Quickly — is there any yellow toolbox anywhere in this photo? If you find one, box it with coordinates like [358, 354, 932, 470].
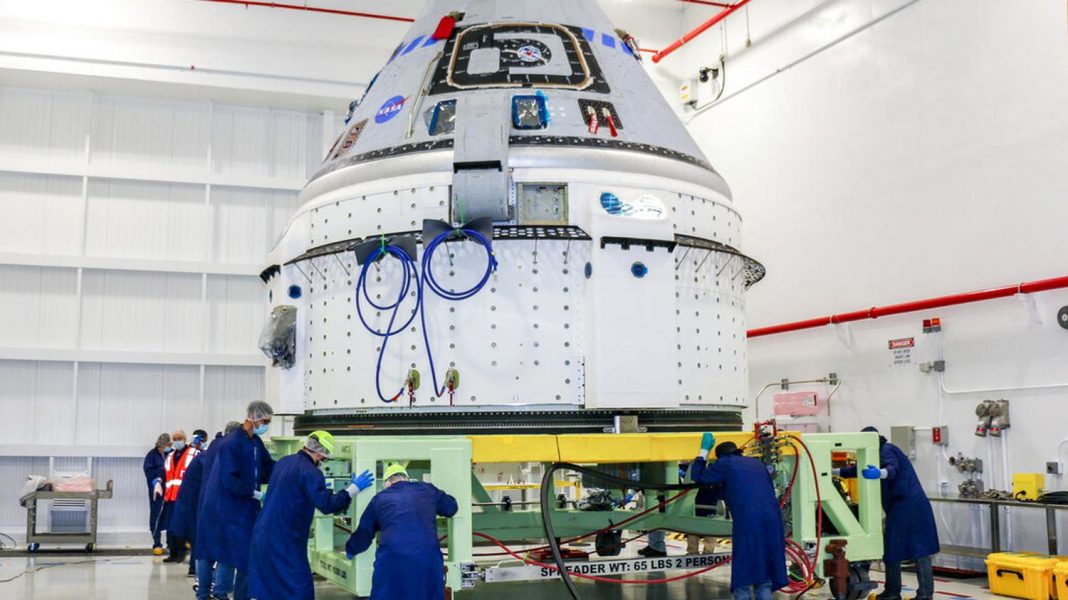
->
[1012, 473, 1046, 501]
[986, 552, 1061, 600]
[1055, 560, 1068, 600]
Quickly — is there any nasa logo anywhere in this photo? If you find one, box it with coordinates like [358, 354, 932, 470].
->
[375, 95, 407, 124]
[517, 45, 543, 63]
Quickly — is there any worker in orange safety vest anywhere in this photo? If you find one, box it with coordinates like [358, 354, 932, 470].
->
[162, 429, 199, 565]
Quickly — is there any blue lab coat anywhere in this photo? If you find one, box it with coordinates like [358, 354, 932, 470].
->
[196, 428, 275, 572]
[842, 440, 940, 563]
[691, 454, 788, 592]
[143, 447, 166, 538]
[169, 440, 222, 543]
[345, 481, 459, 600]
[247, 451, 353, 600]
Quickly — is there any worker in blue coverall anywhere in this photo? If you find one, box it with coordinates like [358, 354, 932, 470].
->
[171, 421, 241, 597]
[143, 432, 171, 555]
[197, 402, 276, 600]
[345, 463, 459, 600]
[690, 434, 788, 600]
[836, 426, 940, 600]
[681, 461, 724, 555]
[247, 432, 374, 600]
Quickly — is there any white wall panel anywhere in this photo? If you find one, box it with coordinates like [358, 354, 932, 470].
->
[681, 0, 1068, 566]
[204, 366, 264, 431]
[84, 179, 209, 262]
[78, 363, 200, 445]
[0, 172, 84, 255]
[90, 95, 210, 173]
[0, 360, 75, 444]
[76, 363, 211, 448]
[211, 105, 310, 180]
[0, 82, 324, 545]
[91, 457, 148, 532]
[0, 87, 89, 166]
[212, 186, 299, 264]
[207, 275, 264, 354]
[79, 270, 204, 352]
[0, 265, 79, 348]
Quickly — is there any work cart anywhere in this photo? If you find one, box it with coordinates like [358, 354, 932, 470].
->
[24, 479, 113, 552]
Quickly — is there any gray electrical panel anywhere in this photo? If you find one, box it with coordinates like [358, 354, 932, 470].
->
[890, 426, 916, 459]
[517, 183, 568, 225]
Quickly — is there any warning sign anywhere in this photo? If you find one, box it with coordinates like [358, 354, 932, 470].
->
[484, 552, 731, 583]
[889, 337, 914, 367]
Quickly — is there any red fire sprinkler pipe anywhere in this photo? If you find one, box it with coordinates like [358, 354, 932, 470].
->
[747, 275, 1068, 338]
[652, 0, 751, 63]
[197, 0, 415, 23]
[678, 0, 734, 8]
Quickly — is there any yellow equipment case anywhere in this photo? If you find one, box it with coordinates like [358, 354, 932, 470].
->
[1054, 559, 1068, 600]
[986, 552, 1063, 600]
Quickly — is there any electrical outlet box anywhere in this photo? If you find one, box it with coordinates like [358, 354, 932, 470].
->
[891, 426, 916, 459]
[1048, 462, 1063, 475]
[932, 426, 949, 446]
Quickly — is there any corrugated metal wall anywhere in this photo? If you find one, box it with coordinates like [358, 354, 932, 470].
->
[0, 85, 324, 545]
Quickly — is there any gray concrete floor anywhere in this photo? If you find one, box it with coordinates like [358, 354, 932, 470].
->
[0, 551, 996, 600]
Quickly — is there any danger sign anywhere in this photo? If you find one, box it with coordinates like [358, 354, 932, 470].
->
[889, 337, 914, 367]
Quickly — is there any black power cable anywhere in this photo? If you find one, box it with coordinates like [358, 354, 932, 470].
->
[539, 461, 707, 599]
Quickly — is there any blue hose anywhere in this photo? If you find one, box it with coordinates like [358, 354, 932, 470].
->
[354, 244, 421, 402]
[419, 229, 498, 396]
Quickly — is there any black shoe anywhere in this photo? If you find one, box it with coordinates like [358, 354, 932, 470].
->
[638, 546, 667, 558]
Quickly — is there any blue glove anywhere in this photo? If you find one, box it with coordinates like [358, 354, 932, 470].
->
[346, 551, 355, 560]
[352, 470, 374, 492]
[701, 432, 715, 452]
[861, 465, 882, 480]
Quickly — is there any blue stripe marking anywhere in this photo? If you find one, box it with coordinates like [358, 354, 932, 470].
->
[581, 28, 594, 42]
[422, 35, 441, 47]
[601, 33, 616, 48]
[403, 35, 426, 55]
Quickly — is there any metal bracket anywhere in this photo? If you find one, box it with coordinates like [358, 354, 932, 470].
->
[1019, 293, 1043, 326]
[833, 322, 855, 349]
[600, 236, 677, 252]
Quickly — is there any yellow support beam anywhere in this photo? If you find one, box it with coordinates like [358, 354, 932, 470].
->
[468, 431, 787, 464]
[468, 434, 559, 463]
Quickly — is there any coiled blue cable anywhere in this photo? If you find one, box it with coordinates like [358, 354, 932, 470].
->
[419, 228, 498, 396]
[354, 244, 422, 403]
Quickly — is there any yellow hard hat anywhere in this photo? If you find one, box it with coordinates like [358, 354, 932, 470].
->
[383, 462, 408, 480]
[306, 431, 335, 458]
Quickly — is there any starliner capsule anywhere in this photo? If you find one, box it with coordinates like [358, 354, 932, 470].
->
[259, 0, 764, 435]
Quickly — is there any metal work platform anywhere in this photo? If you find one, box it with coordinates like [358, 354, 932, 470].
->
[266, 430, 883, 599]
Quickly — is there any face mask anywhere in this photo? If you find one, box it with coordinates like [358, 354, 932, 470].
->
[253, 423, 269, 436]
[164, 446, 174, 453]
[173, 441, 186, 451]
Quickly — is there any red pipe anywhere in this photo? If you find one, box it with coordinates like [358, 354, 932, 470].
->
[652, 0, 750, 63]
[678, 0, 734, 7]
[747, 275, 1068, 338]
[197, 0, 415, 23]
